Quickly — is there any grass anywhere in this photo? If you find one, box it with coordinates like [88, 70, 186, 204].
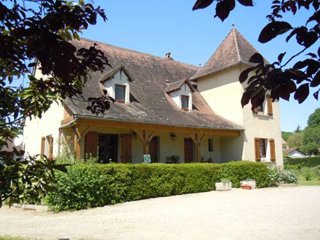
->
[0, 236, 27, 240]
[297, 177, 320, 186]
[284, 157, 320, 186]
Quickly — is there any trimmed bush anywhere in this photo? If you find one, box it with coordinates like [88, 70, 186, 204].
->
[47, 161, 271, 211]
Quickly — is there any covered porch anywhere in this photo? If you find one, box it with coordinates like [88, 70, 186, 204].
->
[61, 117, 242, 163]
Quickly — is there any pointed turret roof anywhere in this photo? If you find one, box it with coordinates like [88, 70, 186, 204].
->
[192, 28, 260, 79]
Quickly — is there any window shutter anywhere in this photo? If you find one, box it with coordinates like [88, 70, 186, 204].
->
[85, 132, 98, 157]
[41, 137, 45, 155]
[269, 139, 276, 161]
[267, 97, 273, 116]
[254, 138, 261, 161]
[48, 136, 54, 160]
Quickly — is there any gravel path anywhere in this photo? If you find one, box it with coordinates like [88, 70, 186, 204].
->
[1, 186, 320, 240]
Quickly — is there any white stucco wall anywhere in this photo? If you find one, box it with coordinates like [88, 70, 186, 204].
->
[23, 102, 64, 158]
[169, 83, 192, 111]
[197, 65, 283, 166]
[103, 70, 130, 103]
[198, 66, 244, 125]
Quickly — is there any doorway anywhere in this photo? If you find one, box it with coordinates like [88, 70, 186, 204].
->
[184, 138, 194, 163]
[98, 134, 118, 163]
[149, 136, 160, 163]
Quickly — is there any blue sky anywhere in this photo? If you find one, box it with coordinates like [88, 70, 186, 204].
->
[82, 0, 319, 132]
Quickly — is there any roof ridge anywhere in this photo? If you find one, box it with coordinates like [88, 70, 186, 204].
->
[232, 28, 241, 63]
[79, 37, 198, 70]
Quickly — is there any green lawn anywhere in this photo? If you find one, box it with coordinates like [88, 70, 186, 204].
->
[0, 236, 27, 240]
[285, 157, 320, 186]
[297, 176, 320, 186]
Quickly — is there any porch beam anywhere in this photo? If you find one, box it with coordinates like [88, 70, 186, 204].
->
[77, 118, 241, 137]
[133, 129, 156, 154]
[81, 126, 91, 139]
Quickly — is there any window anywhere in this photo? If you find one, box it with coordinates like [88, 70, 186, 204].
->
[115, 84, 126, 103]
[254, 138, 276, 162]
[40, 135, 53, 160]
[259, 139, 267, 158]
[208, 138, 213, 152]
[253, 98, 273, 116]
[254, 103, 264, 113]
[181, 95, 189, 110]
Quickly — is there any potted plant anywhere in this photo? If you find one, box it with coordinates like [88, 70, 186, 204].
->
[215, 178, 232, 191]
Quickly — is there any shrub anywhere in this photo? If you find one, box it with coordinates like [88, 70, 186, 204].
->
[47, 161, 271, 211]
[267, 166, 280, 186]
[47, 164, 131, 211]
[279, 170, 298, 184]
[301, 167, 313, 181]
[267, 166, 298, 185]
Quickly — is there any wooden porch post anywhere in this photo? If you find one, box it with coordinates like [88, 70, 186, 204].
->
[134, 129, 155, 155]
[73, 126, 82, 160]
[189, 133, 206, 162]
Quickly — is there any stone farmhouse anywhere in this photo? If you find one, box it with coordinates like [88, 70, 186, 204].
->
[23, 28, 283, 166]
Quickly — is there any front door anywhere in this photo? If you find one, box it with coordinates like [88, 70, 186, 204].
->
[184, 138, 194, 163]
[98, 134, 118, 163]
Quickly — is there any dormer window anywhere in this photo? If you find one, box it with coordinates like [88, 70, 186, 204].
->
[100, 66, 133, 104]
[166, 79, 194, 112]
[115, 84, 126, 103]
[181, 95, 189, 111]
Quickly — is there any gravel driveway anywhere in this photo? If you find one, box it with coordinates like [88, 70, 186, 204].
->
[1, 186, 320, 240]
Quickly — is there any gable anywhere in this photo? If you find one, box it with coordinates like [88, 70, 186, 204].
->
[102, 67, 131, 103]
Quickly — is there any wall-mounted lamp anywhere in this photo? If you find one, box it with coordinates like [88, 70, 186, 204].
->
[170, 132, 177, 141]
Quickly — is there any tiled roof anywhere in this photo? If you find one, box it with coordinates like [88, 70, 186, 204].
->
[192, 28, 260, 79]
[64, 38, 242, 131]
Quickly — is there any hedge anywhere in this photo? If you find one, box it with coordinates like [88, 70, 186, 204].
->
[47, 161, 271, 211]
[284, 157, 320, 169]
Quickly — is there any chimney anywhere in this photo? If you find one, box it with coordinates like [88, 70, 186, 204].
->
[165, 52, 173, 60]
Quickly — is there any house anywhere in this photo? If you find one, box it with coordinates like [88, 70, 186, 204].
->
[284, 148, 307, 158]
[22, 28, 283, 166]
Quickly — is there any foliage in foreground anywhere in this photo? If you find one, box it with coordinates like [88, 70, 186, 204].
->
[47, 161, 271, 211]
[0, 153, 66, 207]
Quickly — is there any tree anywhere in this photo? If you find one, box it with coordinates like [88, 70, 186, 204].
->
[307, 108, 320, 127]
[287, 132, 303, 149]
[0, 0, 111, 206]
[282, 131, 292, 142]
[192, 0, 320, 110]
[302, 108, 320, 154]
[302, 126, 320, 154]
